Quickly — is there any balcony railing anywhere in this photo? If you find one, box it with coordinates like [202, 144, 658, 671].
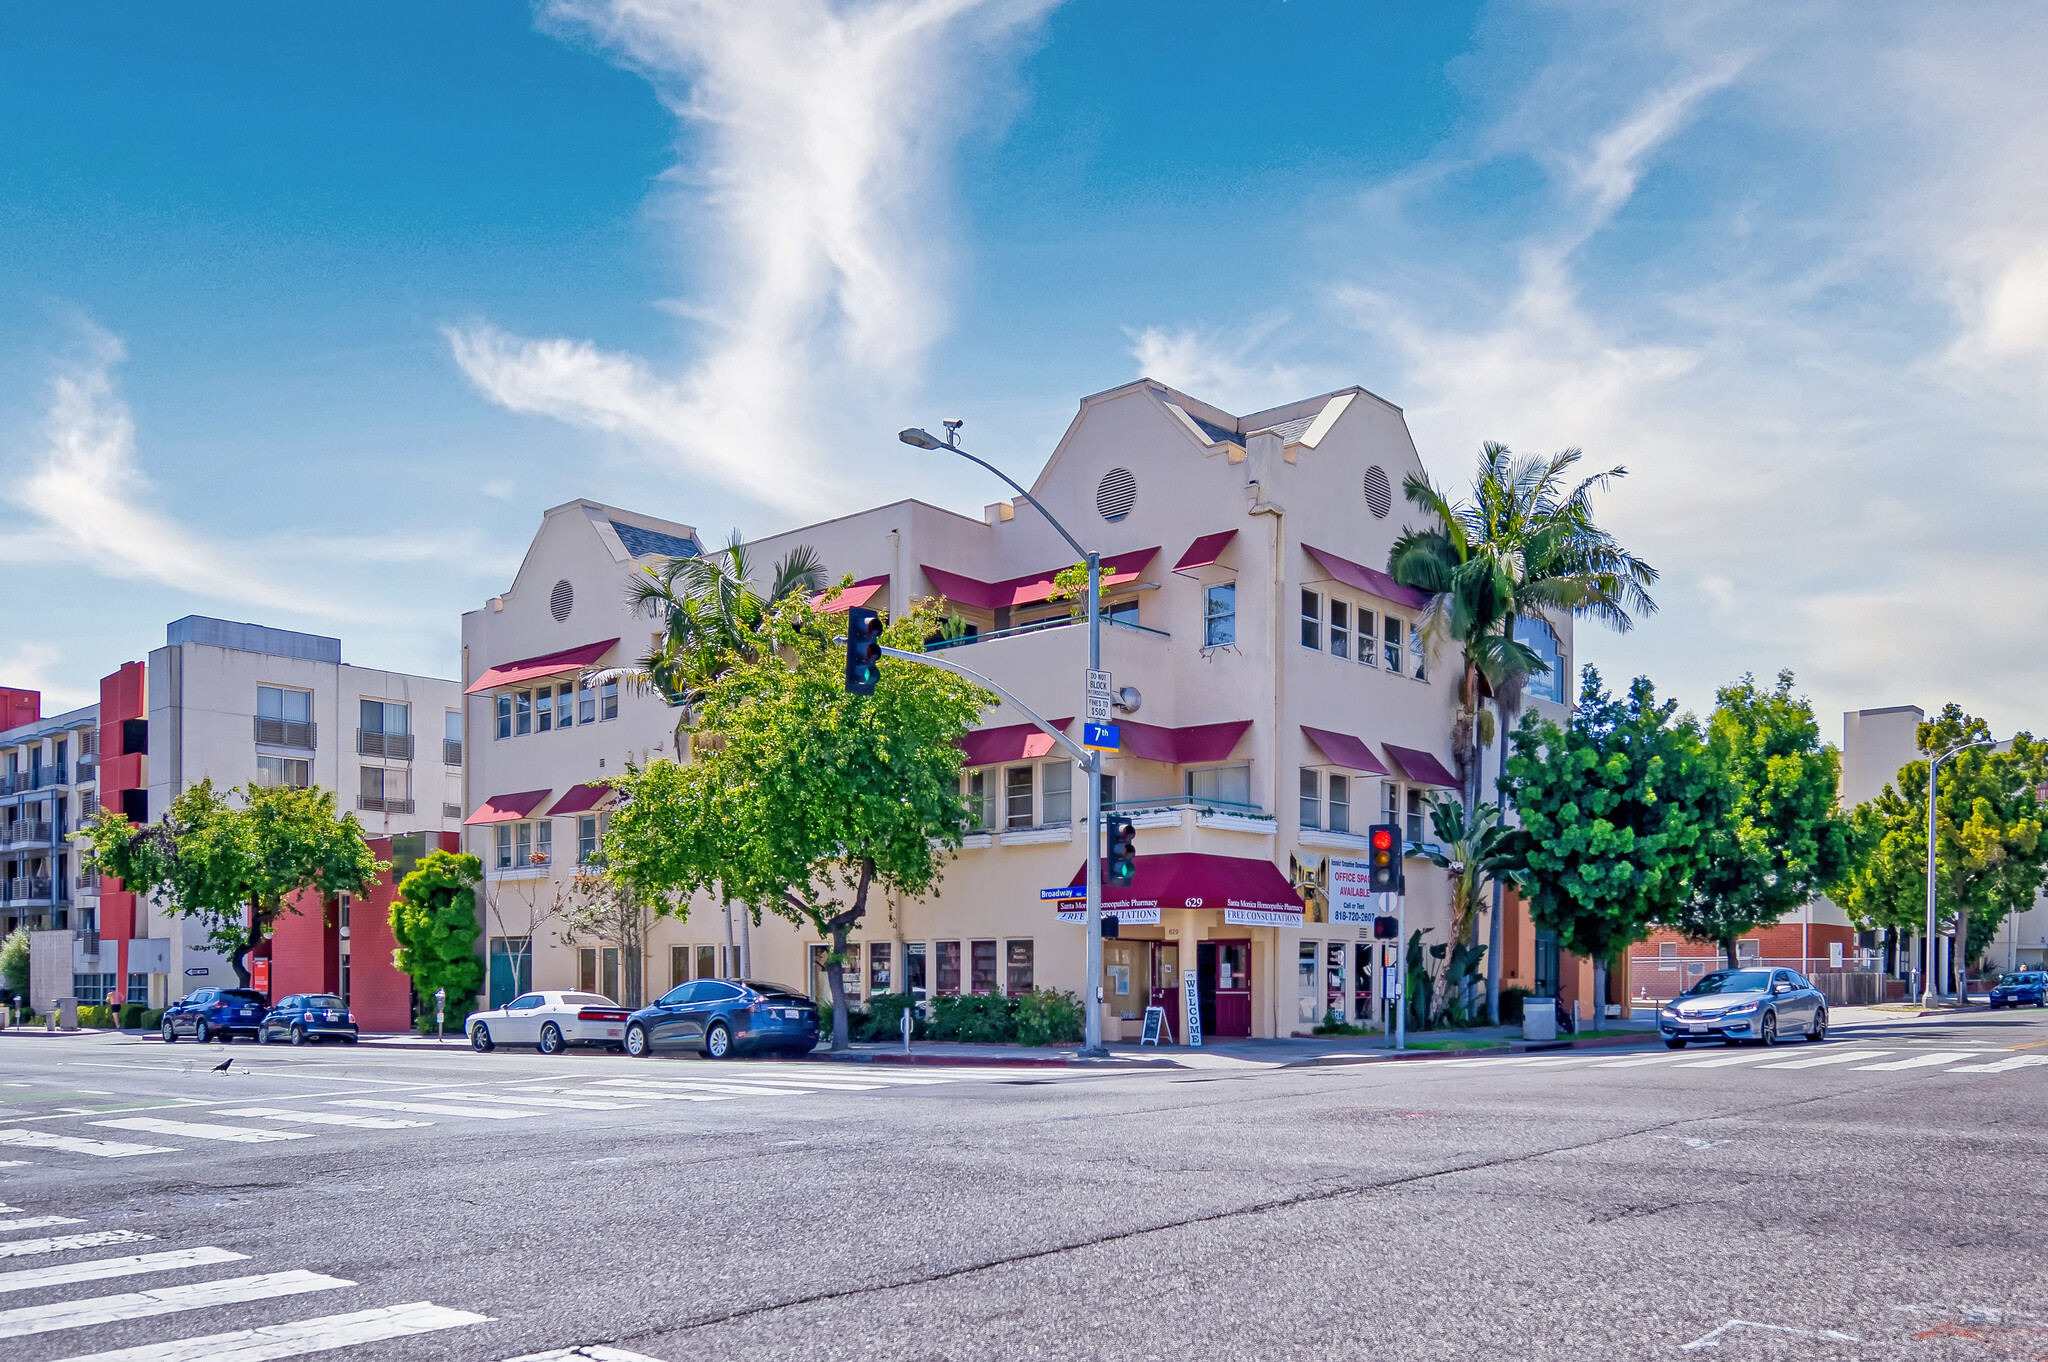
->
[81, 793, 99, 819]
[357, 730, 415, 759]
[74, 758, 96, 784]
[78, 929, 100, 957]
[357, 795, 415, 815]
[76, 871, 101, 892]
[1, 820, 53, 848]
[3, 876, 54, 903]
[441, 802, 463, 821]
[442, 738, 463, 767]
[254, 717, 317, 749]
[925, 613, 1170, 652]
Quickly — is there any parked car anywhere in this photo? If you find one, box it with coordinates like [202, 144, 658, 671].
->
[1660, 967, 1828, 1047]
[257, 993, 359, 1045]
[1989, 972, 2047, 1008]
[623, 979, 820, 1059]
[160, 986, 270, 1043]
[465, 992, 632, 1055]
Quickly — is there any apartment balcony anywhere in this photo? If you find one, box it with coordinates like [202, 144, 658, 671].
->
[78, 928, 100, 958]
[442, 738, 463, 767]
[73, 758, 96, 784]
[357, 795, 415, 815]
[75, 870, 101, 893]
[1, 820, 54, 848]
[925, 612, 1170, 654]
[357, 730, 415, 760]
[3, 876, 56, 904]
[254, 717, 317, 749]
[1109, 797, 1276, 835]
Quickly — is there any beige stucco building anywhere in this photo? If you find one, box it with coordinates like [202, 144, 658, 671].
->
[460, 380, 1575, 1039]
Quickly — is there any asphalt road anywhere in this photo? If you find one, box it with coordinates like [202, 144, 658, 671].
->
[2, 1009, 2045, 1361]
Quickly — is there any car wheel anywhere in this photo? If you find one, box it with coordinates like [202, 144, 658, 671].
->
[470, 1024, 494, 1053]
[290, 1025, 306, 1046]
[1664, 1037, 1686, 1049]
[256, 1025, 270, 1044]
[344, 1035, 358, 1045]
[539, 1022, 566, 1056]
[704, 1022, 732, 1059]
[197, 1021, 213, 1044]
[625, 1023, 651, 1058]
[161, 1019, 177, 1044]
[1807, 1007, 1827, 1042]
[1758, 1011, 1778, 1046]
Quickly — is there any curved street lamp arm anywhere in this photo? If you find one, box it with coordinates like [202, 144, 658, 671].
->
[928, 437, 1092, 565]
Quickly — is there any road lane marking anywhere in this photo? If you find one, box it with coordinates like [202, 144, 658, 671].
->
[0, 1131, 176, 1158]
[42, 1299, 490, 1361]
[0, 1269, 352, 1340]
[424, 1093, 645, 1111]
[1851, 1052, 1978, 1071]
[500, 1348, 671, 1361]
[1947, 1055, 2048, 1073]
[0, 1216, 84, 1233]
[216, 1108, 431, 1129]
[331, 1100, 537, 1120]
[1675, 1053, 1777, 1068]
[509, 1087, 735, 1104]
[0, 1231, 153, 1259]
[0, 1248, 248, 1296]
[1584, 1055, 1691, 1070]
[1759, 1050, 1896, 1070]
[589, 1079, 808, 1097]
[0, 1162, 27, 1168]
[91, 1118, 314, 1145]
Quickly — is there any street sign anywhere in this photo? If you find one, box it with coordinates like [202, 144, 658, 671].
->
[1040, 886, 1085, 901]
[1083, 722, 1121, 751]
[184, 967, 209, 977]
[1085, 668, 1112, 723]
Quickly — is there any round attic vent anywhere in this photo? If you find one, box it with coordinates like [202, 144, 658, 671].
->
[1096, 467, 1137, 522]
[550, 579, 575, 622]
[1363, 465, 1392, 519]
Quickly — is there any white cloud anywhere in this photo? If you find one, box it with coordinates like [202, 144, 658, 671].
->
[1125, 319, 1320, 415]
[449, 0, 1059, 516]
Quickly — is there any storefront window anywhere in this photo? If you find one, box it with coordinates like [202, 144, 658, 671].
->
[1327, 941, 1346, 1020]
[696, 944, 716, 980]
[1297, 941, 1320, 1025]
[1353, 942, 1375, 1023]
[1005, 940, 1034, 996]
[971, 939, 999, 994]
[870, 942, 892, 993]
[936, 940, 962, 995]
[906, 942, 927, 998]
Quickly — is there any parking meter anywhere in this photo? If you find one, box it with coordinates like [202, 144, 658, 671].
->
[434, 987, 446, 1041]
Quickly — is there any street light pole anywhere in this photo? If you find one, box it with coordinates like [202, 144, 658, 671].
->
[1924, 738, 1995, 1008]
[901, 425, 1110, 1057]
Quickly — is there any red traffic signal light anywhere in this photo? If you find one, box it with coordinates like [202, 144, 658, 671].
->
[1367, 822, 1403, 894]
[1370, 827, 1394, 853]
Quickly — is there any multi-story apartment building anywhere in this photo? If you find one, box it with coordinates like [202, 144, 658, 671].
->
[463, 380, 1578, 1038]
[0, 700, 99, 939]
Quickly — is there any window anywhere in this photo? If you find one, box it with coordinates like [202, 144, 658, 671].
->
[495, 695, 511, 740]
[1298, 942, 1320, 1025]
[1328, 773, 1350, 834]
[515, 822, 531, 866]
[669, 947, 689, 989]
[576, 680, 595, 724]
[73, 973, 118, 1005]
[970, 940, 999, 994]
[359, 766, 410, 810]
[557, 682, 576, 729]
[515, 691, 532, 736]
[962, 770, 989, 831]
[535, 821, 552, 865]
[360, 700, 409, 736]
[1041, 761, 1072, 826]
[1300, 590, 1321, 650]
[1005, 766, 1034, 829]
[446, 710, 463, 743]
[1005, 940, 1034, 997]
[1522, 619, 1565, 704]
[495, 824, 512, 870]
[1186, 764, 1251, 807]
[258, 686, 312, 724]
[1358, 611, 1377, 668]
[696, 944, 717, 980]
[1383, 781, 1401, 830]
[1383, 617, 1403, 671]
[127, 972, 149, 1004]
[1300, 769, 1321, 830]
[1105, 599, 1139, 629]
[1410, 622, 1427, 681]
[600, 679, 619, 721]
[1204, 583, 1237, 647]
[535, 689, 552, 733]
[936, 940, 962, 995]
[1100, 773, 1117, 809]
[906, 942, 927, 997]
[869, 942, 892, 993]
[1406, 788, 1425, 845]
[1330, 601, 1350, 660]
[256, 756, 309, 789]
[578, 815, 599, 865]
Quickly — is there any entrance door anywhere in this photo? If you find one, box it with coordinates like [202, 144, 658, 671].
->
[1147, 942, 1180, 1041]
[1201, 940, 1251, 1038]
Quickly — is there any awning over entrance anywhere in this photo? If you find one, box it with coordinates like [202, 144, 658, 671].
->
[1384, 743, 1459, 789]
[463, 789, 551, 825]
[1058, 852, 1306, 928]
[465, 638, 619, 695]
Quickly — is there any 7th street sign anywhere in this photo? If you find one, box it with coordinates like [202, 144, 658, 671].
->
[1083, 722, 1120, 751]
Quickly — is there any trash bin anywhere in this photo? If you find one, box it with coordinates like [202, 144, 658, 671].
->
[1523, 996, 1557, 1042]
[57, 997, 79, 1031]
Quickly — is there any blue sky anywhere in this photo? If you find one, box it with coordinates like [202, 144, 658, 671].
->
[3, 1, 2045, 741]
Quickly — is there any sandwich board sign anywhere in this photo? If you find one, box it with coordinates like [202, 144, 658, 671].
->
[1139, 1005, 1166, 1046]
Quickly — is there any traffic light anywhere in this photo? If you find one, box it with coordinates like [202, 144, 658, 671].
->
[1101, 914, 1120, 939]
[1367, 822, 1403, 894]
[844, 607, 884, 695]
[1373, 915, 1400, 940]
[1105, 818, 1138, 888]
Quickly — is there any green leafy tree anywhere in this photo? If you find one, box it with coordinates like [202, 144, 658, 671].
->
[81, 780, 382, 989]
[390, 850, 486, 1017]
[603, 592, 990, 1050]
[1501, 669, 1721, 1022]
[1838, 705, 2048, 985]
[1665, 672, 1856, 969]
[1, 926, 28, 997]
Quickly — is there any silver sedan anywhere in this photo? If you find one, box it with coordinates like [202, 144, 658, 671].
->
[465, 991, 631, 1055]
[1660, 967, 1828, 1048]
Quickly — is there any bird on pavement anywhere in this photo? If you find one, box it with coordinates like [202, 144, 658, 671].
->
[212, 1057, 233, 1073]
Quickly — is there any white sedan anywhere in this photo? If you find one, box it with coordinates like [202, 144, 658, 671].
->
[466, 992, 631, 1055]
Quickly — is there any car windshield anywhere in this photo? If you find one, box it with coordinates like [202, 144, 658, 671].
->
[1685, 970, 1771, 996]
[221, 989, 267, 1004]
[304, 995, 344, 1009]
[2005, 974, 2042, 984]
[564, 993, 617, 1007]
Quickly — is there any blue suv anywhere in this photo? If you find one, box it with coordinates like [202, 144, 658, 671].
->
[624, 980, 819, 1059]
[161, 987, 269, 1043]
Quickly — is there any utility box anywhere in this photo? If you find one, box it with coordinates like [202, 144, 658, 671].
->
[1523, 996, 1558, 1042]
[57, 997, 79, 1030]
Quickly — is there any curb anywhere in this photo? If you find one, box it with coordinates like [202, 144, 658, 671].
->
[808, 1051, 1181, 1070]
[1284, 1030, 1657, 1068]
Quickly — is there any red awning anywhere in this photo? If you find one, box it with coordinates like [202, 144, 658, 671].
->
[546, 782, 613, 817]
[814, 576, 888, 614]
[1301, 726, 1391, 776]
[960, 719, 1074, 766]
[920, 548, 1160, 612]
[1172, 530, 1237, 574]
[465, 639, 620, 695]
[1384, 743, 1459, 788]
[1114, 719, 1252, 765]
[463, 789, 552, 825]
[1061, 852, 1304, 917]
[1302, 545, 1430, 611]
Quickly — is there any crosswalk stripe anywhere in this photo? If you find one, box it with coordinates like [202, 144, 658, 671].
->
[91, 1118, 315, 1145]
[0, 1231, 153, 1259]
[500, 1347, 670, 1361]
[0, 1248, 248, 1296]
[590, 1079, 807, 1097]
[0, 1161, 29, 1168]
[1948, 1054, 2048, 1073]
[1585, 1055, 1690, 1070]
[425, 1092, 645, 1111]
[0, 1216, 85, 1233]
[43, 1299, 490, 1361]
[509, 1087, 734, 1104]
[215, 1108, 431, 1130]
[1851, 1052, 1978, 1071]
[1676, 1053, 1778, 1068]
[1759, 1050, 1896, 1070]
[0, 1131, 176, 1158]
[331, 1100, 537, 1120]
[611, 1076, 872, 1092]
[0, 1204, 20, 1213]
[0, 1268, 352, 1340]
[714, 1069, 949, 1086]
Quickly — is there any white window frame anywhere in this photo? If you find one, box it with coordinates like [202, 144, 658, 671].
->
[1300, 590, 1322, 651]
[1358, 610, 1377, 668]
[1203, 582, 1237, 648]
[1299, 768, 1321, 830]
[1329, 600, 1350, 660]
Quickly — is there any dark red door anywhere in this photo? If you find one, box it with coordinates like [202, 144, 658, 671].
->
[1211, 939, 1251, 1037]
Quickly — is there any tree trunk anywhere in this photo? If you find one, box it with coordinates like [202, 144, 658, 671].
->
[825, 859, 876, 1052]
[1485, 628, 1518, 1027]
[1721, 936, 1739, 972]
[1591, 957, 1608, 1033]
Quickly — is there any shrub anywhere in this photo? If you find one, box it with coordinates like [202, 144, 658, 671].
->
[1499, 988, 1531, 1025]
[141, 1009, 164, 1031]
[1013, 988, 1085, 1046]
[0, 926, 28, 997]
[120, 1003, 146, 1030]
[78, 1004, 118, 1029]
[928, 992, 1015, 1043]
[858, 992, 923, 1042]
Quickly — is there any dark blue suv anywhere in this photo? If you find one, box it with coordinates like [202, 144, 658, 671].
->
[1990, 972, 2046, 1008]
[623, 980, 819, 1059]
[161, 987, 268, 1043]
